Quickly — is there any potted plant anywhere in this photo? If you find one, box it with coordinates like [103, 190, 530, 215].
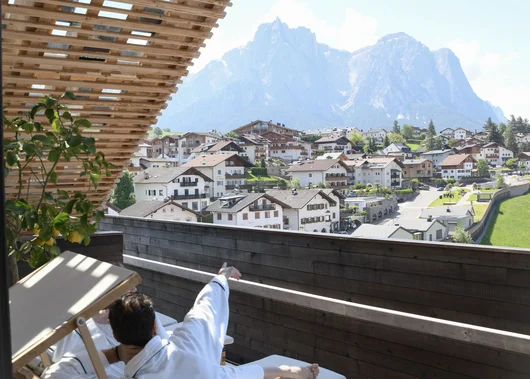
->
[3, 93, 114, 284]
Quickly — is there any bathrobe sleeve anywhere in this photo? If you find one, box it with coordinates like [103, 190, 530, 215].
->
[169, 274, 230, 366]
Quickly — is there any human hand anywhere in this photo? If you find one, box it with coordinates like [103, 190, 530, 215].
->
[218, 262, 241, 280]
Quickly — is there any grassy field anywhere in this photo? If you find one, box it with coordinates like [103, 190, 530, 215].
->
[473, 203, 488, 222]
[480, 192, 530, 248]
[406, 143, 421, 151]
[428, 189, 467, 207]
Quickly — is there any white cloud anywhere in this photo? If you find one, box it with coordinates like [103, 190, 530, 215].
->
[263, 0, 378, 51]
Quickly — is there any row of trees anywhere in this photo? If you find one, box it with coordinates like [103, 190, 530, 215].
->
[484, 118, 520, 154]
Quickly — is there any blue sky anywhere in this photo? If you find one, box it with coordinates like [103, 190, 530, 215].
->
[190, 0, 529, 119]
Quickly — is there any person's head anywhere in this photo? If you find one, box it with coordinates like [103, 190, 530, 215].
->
[108, 292, 156, 347]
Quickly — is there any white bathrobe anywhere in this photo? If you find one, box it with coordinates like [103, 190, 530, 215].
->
[43, 275, 264, 379]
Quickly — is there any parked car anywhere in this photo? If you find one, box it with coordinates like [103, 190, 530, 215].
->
[436, 187, 444, 191]
[459, 183, 466, 187]
[419, 185, 429, 190]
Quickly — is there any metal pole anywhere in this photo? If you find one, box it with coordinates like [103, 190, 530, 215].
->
[0, 1, 14, 375]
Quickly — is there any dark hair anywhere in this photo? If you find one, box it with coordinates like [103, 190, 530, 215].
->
[108, 293, 155, 347]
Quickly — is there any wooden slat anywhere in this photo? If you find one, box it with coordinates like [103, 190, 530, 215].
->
[2, 0, 230, 204]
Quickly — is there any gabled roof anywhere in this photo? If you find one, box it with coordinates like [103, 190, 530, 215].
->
[205, 193, 291, 213]
[422, 149, 455, 155]
[239, 134, 270, 145]
[119, 200, 200, 218]
[209, 140, 244, 153]
[420, 206, 474, 219]
[315, 152, 348, 161]
[440, 128, 455, 132]
[344, 157, 405, 169]
[266, 189, 337, 209]
[286, 159, 350, 173]
[438, 154, 476, 167]
[321, 188, 347, 200]
[352, 224, 413, 239]
[183, 153, 253, 168]
[482, 142, 504, 148]
[517, 152, 530, 159]
[133, 167, 212, 184]
[103, 201, 121, 213]
[314, 136, 351, 144]
[396, 218, 446, 232]
[402, 159, 432, 165]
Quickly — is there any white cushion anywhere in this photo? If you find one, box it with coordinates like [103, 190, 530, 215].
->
[250, 354, 345, 379]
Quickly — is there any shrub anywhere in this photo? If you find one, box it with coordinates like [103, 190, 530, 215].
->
[251, 167, 268, 177]
[394, 188, 413, 195]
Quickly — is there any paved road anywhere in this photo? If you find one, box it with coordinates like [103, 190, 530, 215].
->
[381, 187, 442, 225]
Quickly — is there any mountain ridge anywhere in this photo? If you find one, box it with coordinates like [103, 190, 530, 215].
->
[157, 19, 505, 132]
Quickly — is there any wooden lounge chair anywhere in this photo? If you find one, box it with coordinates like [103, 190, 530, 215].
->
[249, 355, 346, 379]
[10, 251, 141, 379]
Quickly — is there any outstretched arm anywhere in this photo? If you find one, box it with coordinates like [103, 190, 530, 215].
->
[169, 263, 241, 365]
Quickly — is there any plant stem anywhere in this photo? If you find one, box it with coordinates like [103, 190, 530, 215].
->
[8, 253, 19, 285]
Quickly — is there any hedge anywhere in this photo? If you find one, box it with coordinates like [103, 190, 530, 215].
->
[394, 188, 413, 195]
[251, 167, 268, 176]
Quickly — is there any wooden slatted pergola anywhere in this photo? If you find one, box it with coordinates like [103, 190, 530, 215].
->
[1, 0, 231, 205]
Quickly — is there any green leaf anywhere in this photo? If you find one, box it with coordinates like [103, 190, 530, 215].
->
[83, 235, 91, 246]
[34, 122, 43, 131]
[51, 119, 62, 132]
[6, 151, 19, 166]
[45, 108, 55, 122]
[66, 199, 78, 214]
[4, 166, 9, 178]
[62, 111, 73, 121]
[63, 92, 76, 100]
[44, 192, 54, 201]
[21, 122, 34, 133]
[45, 96, 57, 109]
[39, 225, 53, 241]
[57, 189, 69, 199]
[32, 134, 51, 146]
[48, 148, 61, 162]
[89, 172, 100, 189]
[68, 135, 83, 147]
[30, 104, 42, 119]
[49, 171, 58, 185]
[53, 212, 70, 225]
[83, 137, 96, 154]
[94, 210, 105, 223]
[22, 143, 36, 158]
[76, 119, 91, 128]
[48, 245, 61, 257]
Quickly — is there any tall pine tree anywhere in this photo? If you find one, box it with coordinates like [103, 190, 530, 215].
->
[392, 120, 401, 134]
[427, 120, 436, 136]
[504, 126, 518, 154]
[499, 122, 507, 136]
[486, 118, 503, 144]
[111, 170, 136, 210]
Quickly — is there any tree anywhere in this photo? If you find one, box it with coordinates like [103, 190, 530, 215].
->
[505, 158, 519, 169]
[499, 122, 507, 136]
[3, 93, 113, 283]
[448, 138, 457, 148]
[349, 132, 364, 148]
[301, 134, 322, 143]
[496, 173, 505, 188]
[363, 137, 377, 154]
[486, 118, 503, 144]
[153, 126, 163, 136]
[111, 171, 136, 209]
[289, 178, 301, 190]
[383, 135, 390, 147]
[504, 126, 518, 155]
[224, 130, 239, 138]
[388, 133, 405, 144]
[433, 136, 444, 150]
[453, 227, 473, 244]
[427, 119, 436, 137]
[402, 124, 414, 139]
[392, 120, 401, 134]
[315, 148, 325, 156]
[424, 135, 435, 152]
[163, 128, 171, 133]
[476, 159, 489, 177]
[317, 182, 326, 188]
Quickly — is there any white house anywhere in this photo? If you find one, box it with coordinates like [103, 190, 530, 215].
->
[440, 128, 454, 138]
[205, 193, 287, 230]
[139, 157, 177, 169]
[454, 128, 471, 140]
[261, 131, 311, 162]
[237, 134, 270, 163]
[133, 167, 213, 211]
[517, 152, 530, 170]
[480, 142, 514, 166]
[119, 200, 201, 222]
[438, 154, 477, 181]
[419, 206, 475, 234]
[344, 157, 404, 189]
[314, 136, 354, 154]
[396, 218, 449, 242]
[421, 149, 456, 168]
[362, 129, 388, 143]
[286, 159, 351, 188]
[351, 224, 414, 240]
[266, 189, 340, 233]
[183, 153, 254, 197]
[516, 133, 530, 146]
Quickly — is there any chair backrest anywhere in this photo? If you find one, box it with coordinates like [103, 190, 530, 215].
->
[10, 251, 140, 374]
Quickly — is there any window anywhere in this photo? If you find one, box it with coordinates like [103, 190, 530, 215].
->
[146, 189, 156, 196]
[218, 169, 222, 175]
[217, 213, 222, 220]
[243, 213, 248, 220]
[309, 173, 313, 178]
[333, 212, 336, 219]
[255, 212, 260, 219]
[217, 181, 223, 186]
[192, 202, 198, 211]
[265, 211, 270, 218]
[413, 233, 422, 240]
[228, 214, 233, 221]
[274, 211, 279, 217]
[182, 202, 188, 208]
[159, 190, 164, 196]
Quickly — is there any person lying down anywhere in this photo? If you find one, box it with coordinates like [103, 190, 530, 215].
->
[43, 263, 320, 379]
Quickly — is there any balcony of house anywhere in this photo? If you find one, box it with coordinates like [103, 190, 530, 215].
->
[96, 216, 530, 378]
[225, 172, 247, 179]
[325, 173, 346, 180]
[180, 181, 198, 187]
[225, 184, 253, 191]
[249, 203, 276, 211]
[171, 193, 207, 200]
[486, 154, 499, 159]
